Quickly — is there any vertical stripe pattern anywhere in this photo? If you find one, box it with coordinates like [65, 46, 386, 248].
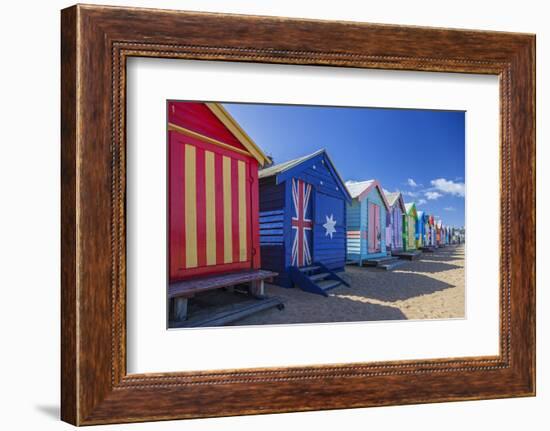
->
[222, 156, 233, 263]
[238, 161, 247, 261]
[175, 143, 250, 271]
[204, 151, 216, 265]
[184, 144, 197, 268]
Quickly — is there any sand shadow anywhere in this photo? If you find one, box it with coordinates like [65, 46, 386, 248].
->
[419, 252, 463, 262]
[420, 255, 462, 262]
[231, 293, 407, 325]
[400, 260, 461, 273]
[345, 270, 457, 302]
[325, 295, 407, 322]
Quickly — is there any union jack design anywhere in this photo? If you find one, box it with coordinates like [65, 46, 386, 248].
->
[291, 178, 313, 266]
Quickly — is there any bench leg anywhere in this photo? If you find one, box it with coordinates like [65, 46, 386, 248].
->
[172, 297, 188, 321]
[250, 280, 265, 299]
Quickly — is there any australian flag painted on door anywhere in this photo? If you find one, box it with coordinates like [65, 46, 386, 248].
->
[258, 150, 352, 288]
[291, 179, 313, 267]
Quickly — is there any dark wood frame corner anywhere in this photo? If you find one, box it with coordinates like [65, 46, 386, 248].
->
[61, 4, 536, 426]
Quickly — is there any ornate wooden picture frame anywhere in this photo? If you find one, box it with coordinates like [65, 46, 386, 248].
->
[61, 4, 535, 425]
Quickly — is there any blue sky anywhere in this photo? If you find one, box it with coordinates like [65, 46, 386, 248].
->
[223, 103, 465, 227]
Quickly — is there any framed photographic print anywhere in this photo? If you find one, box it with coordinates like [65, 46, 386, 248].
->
[61, 4, 535, 425]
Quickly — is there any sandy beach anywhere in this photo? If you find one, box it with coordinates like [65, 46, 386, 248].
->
[231, 244, 465, 326]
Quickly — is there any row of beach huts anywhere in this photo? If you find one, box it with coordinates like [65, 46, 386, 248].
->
[167, 102, 465, 325]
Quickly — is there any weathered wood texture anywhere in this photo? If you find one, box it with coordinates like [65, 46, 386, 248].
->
[60, 5, 78, 424]
[168, 269, 277, 298]
[61, 4, 535, 425]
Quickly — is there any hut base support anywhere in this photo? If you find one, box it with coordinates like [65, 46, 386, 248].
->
[172, 297, 189, 321]
[170, 297, 285, 328]
[250, 280, 265, 298]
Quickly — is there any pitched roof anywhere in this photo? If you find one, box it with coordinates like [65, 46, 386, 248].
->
[404, 202, 418, 218]
[384, 191, 400, 206]
[346, 180, 374, 199]
[345, 179, 390, 211]
[383, 190, 407, 212]
[259, 149, 324, 179]
[209, 103, 270, 166]
[259, 149, 352, 202]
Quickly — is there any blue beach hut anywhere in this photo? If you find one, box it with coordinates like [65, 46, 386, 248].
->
[345, 180, 391, 265]
[258, 150, 352, 296]
[416, 210, 425, 248]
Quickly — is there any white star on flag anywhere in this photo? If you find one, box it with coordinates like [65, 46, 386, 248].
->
[323, 214, 337, 239]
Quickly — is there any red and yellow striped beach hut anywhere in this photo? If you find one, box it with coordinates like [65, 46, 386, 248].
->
[168, 102, 270, 282]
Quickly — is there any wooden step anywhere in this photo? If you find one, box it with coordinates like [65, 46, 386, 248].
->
[316, 279, 342, 291]
[378, 260, 407, 270]
[364, 256, 399, 266]
[310, 272, 331, 282]
[379, 256, 400, 263]
[298, 265, 321, 273]
[392, 250, 422, 260]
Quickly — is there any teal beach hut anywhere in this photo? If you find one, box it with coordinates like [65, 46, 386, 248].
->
[345, 180, 391, 265]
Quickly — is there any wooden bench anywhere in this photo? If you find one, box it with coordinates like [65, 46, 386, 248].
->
[169, 269, 278, 321]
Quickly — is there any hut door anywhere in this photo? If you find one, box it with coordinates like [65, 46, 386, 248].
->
[290, 179, 313, 267]
[409, 216, 415, 247]
[368, 202, 381, 253]
[393, 208, 402, 249]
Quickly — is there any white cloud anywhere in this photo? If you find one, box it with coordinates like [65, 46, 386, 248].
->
[407, 178, 418, 187]
[425, 191, 443, 200]
[402, 190, 419, 198]
[444, 206, 456, 211]
[417, 199, 427, 206]
[430, 178, 465, 197]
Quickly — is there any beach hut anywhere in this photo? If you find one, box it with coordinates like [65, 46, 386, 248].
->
[423, 213, 431, 245]
[384, 191, 406, 253]
[403, 202, 419, 251]
[429, 215, 437, 246]
[451, 227, 458, 244]
[167, 101, 281, 323]
[416, 210, 425, 248]
[436, 220, 444, 246]
[258, 149, 352, 296]
[385, 211, 392, 252]
[346, 180, 392, 265]
[419, 213, 435, 251]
